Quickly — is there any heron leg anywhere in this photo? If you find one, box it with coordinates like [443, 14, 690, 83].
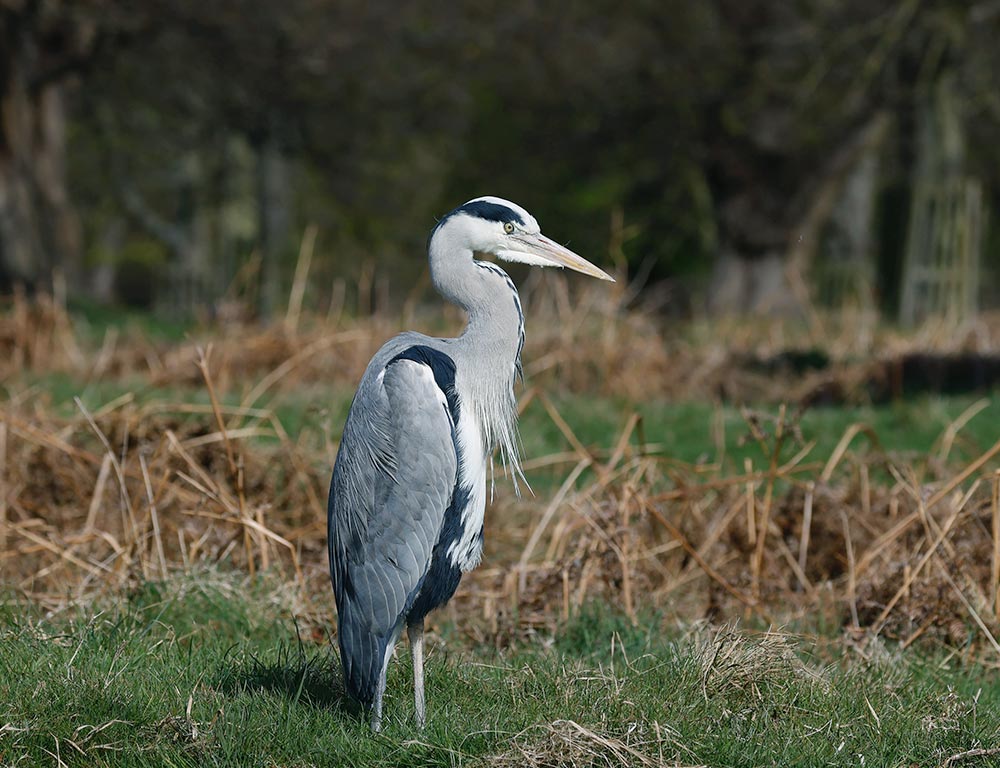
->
[408, 620, 426, 728]
[371, 647, 391, 732]
[371, 676, 386, 732]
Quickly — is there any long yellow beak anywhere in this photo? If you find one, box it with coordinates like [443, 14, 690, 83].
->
[506, 232, 616, 282]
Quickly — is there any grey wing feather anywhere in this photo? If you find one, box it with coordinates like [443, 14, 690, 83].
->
[328, 355, 457, 706]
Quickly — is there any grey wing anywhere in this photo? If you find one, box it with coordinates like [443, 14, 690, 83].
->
[328, 356, 457, 705]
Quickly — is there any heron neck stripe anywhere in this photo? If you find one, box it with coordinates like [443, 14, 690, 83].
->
[474, 261, 525, 375]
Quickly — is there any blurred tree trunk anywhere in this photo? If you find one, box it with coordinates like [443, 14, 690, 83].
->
[707, 251, 797, 315]
[707, 114, 890, 316]
[813, 138, 881, 311]
[0, 34, 81, 293]
[115, 154, 206, 314]
[255, 124, 291, 320]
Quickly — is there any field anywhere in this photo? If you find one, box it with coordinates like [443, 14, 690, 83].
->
[2, 279, 1000, 766]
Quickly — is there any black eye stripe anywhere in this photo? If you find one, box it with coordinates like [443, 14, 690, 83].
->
[454, 200, 525, 226]
[428, 199, 529, 249]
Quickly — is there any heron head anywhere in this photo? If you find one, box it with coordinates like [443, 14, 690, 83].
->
[440, 196, 615, 282]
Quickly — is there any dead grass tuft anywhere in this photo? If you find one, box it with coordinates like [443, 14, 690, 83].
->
[689, 623, 828, 701]
[490, 718, 704, 768]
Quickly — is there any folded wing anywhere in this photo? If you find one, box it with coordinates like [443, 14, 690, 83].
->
[328, 348, 459, 706]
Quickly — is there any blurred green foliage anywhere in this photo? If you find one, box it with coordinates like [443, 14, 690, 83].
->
[2, 1, 999, 310]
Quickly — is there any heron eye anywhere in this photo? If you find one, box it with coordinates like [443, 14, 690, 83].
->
[503, 222, 515, 234]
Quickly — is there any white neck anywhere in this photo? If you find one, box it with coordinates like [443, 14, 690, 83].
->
[428, 220, 525, 486]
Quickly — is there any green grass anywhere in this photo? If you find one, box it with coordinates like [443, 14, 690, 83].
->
[18, 369, 998, 470]
[66, 298, 195, 343]
[519, 392, 1000, 465]
[516, 392, 1000, 494]
[2, 573, 999, 767]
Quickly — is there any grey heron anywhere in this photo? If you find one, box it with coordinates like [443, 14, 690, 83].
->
[327, 196, 613, 731]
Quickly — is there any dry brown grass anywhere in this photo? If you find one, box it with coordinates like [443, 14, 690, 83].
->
[2, 285, 1000, 660]
[690, 622, 828, 700]
[6, 277, 1000, 404]
[457, 409, 1000, 654]
[490, 718, 705, 768]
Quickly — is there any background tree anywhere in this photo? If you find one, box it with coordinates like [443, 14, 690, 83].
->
[1, 0, 996, 316]
[0, 0, 112, 291]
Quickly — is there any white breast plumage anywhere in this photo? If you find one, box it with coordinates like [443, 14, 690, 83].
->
[446, 405, 488, 571]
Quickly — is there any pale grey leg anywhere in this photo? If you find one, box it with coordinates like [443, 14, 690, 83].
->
[371, 629, 404, 732]
[371, 672, 386, 732]
[408, 620, 426, 728]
